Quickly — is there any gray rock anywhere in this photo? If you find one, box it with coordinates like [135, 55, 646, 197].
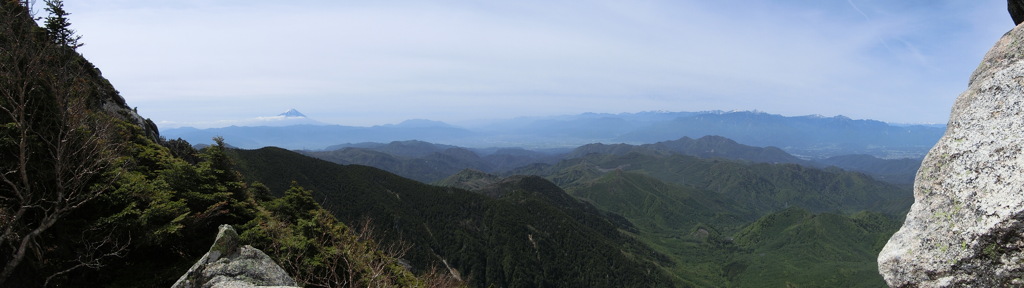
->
[1011, 0, 1024, 25]
[877, 22, 1024, 287]
[171, 225, 299, 288]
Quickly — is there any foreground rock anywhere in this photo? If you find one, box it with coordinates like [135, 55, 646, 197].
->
[171, 225, 299, 288]
[877, 21, 1024, 287]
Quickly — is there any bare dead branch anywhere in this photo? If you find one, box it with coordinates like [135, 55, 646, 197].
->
[0, 4, 127, 284]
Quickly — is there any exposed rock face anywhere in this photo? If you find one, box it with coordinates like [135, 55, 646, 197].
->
[171, 225, 299, 288]
[877, 23, 1024, 287]
[1011, 0, 1024, 25]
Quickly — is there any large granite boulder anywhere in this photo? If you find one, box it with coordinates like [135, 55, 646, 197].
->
[171, 225, 299, 288]
[877, 21, 1024, 287]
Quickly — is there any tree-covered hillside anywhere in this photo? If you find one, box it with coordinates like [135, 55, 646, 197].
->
[302, 137, 923, 187]
[512, 152, 913, 216]
[727, 208, 899, 287]
[301, 140, 561, 183]
[439, 166, 905, 287]
[483, 150, 911, 286]
[229, 147, 677, 287]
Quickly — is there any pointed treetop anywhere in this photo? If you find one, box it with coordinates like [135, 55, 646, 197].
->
[44, 0, 81, 49]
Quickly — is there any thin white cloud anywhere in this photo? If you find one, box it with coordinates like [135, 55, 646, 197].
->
[847, 0, 870, 19]
[67, 0, 1008, 127]
[159, 113, 323, 129]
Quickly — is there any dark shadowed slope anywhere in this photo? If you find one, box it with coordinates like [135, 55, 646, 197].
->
[228, 147, 678, 287]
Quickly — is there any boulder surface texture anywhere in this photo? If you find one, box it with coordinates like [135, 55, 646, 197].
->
[878, 22, 1024, 287]
[171, 225, 299, 288]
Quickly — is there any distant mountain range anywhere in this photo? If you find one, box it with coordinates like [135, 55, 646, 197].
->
[298, 136, 921, 186]
[162, 121, 475, 150]
[161, 110, 945, 159]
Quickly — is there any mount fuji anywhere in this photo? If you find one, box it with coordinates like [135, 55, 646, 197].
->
[278, 108, 307, 118]
[158, 109, 323, 129]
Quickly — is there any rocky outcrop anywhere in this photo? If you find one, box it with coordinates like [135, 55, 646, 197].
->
[171, 225, 299, 288]
[877, 21, 1024, 287]
[1011, 0, 1024, 25]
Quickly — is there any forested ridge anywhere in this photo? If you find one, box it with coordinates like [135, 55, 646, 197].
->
[509, 152, 908, 286]
[230, 147, 677, 287]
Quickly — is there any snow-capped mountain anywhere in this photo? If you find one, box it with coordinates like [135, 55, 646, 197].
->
[158, 109, 323, 129]
[279, 108, 307, 118]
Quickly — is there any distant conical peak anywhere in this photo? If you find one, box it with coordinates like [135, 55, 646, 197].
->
[279, 109, 306, 118]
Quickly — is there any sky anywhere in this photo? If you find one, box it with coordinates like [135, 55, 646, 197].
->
[53, 0, 1010, 128]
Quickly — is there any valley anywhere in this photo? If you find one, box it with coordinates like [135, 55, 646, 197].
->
[227, 133, 918, 287]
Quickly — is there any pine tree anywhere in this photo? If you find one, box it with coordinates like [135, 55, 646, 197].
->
[43, 0, 81, 49]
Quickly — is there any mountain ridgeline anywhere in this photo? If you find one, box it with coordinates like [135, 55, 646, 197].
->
[227, 147, 674, 287]
[163, 110, 944, 159]
[300, 136, 922, 186]
[299, 140, 560, 183]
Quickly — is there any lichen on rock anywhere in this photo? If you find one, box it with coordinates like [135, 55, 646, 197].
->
[878, 20, 1024, 288]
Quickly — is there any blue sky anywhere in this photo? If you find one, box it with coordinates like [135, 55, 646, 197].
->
[60, 0, 1008, 127]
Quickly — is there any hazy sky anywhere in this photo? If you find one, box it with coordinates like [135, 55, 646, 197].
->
[60, 0, 1008, 127]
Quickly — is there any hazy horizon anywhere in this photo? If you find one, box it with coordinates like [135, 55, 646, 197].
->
[156, 108, 950, 130]
[64, 0, 1008, 127]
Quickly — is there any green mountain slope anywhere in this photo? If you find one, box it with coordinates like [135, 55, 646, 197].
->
[492, 150, 911, 286]
[302, 141, 561, 183]
[571, 171, 751, 233]
[305, 136, 923, 189]
[229, 147, 677, 287]
[436, 169, 503, 193]
[817, 154, 922, 186]
[727, 208, 900, 287]
[323, 140, 459, 157]
[567, 135, 810, 165]
[514, 152, 913, 217]
[564, 171, 749, 286]
[442, 168, 903, 287]
[300, 146, 490, 183]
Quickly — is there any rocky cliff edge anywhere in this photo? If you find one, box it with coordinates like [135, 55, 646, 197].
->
[171, 225, 299, 288]
[877, 22, 1024, 287]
